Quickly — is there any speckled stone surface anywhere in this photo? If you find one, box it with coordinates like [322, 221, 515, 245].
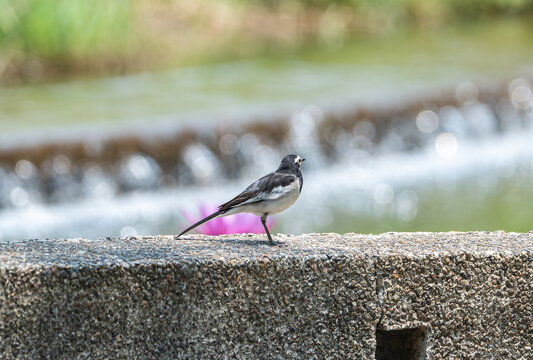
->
[0, 232, 532, 359]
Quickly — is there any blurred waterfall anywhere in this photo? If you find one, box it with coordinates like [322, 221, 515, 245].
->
[0, 78, 532, 240]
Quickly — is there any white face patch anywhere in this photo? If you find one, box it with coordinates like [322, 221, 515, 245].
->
[294, 156, 302, 164]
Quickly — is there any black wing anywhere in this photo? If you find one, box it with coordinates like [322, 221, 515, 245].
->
[218, 171, 297, 212]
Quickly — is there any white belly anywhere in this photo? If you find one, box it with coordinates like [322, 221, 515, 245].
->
[224, 179, 301, 217]
[243, 187, 300, 215]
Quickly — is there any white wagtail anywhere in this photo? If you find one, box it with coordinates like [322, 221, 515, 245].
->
[177, 154, 305, 245]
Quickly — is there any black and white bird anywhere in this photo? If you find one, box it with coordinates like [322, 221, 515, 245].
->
[177, 154, 305, 245]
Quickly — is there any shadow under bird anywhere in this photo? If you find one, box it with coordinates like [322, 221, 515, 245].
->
[177, 154, 305, 245]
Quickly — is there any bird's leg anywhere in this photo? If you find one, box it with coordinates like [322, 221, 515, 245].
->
[261, 214, 277, 245]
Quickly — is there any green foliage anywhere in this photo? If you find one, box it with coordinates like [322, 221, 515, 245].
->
[0, 0, 132, 59]
[447, 0, 533, 17]
[1, 0, 533, 79]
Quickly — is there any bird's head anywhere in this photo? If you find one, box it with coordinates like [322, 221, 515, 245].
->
[278, 154, 306, 171]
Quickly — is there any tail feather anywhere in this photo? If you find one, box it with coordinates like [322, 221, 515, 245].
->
[177, 210, 224, 238]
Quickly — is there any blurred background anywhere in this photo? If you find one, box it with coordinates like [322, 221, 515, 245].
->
[1, 0, 533, 241]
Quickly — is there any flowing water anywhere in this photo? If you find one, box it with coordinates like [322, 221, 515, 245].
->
[1, 19, 533, 241]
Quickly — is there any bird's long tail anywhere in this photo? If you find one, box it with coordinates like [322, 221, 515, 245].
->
[177, 209, 225, 238]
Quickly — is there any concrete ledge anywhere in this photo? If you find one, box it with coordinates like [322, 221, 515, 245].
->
[1, 232, 532, 359]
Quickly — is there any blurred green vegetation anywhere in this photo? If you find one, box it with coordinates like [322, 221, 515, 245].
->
[1, 0, 533, 82]
[0, 0, 134, 81]
[230, 0, 533, 21]
[0, 0, 132, 58]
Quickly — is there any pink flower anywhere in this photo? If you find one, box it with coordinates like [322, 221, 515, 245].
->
[182, 203, 275, 236]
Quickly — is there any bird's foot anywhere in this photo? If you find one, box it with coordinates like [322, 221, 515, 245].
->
[267, 240, 286, 247]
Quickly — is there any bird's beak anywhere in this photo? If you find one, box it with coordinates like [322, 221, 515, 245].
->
[302, 158, 306, 162]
